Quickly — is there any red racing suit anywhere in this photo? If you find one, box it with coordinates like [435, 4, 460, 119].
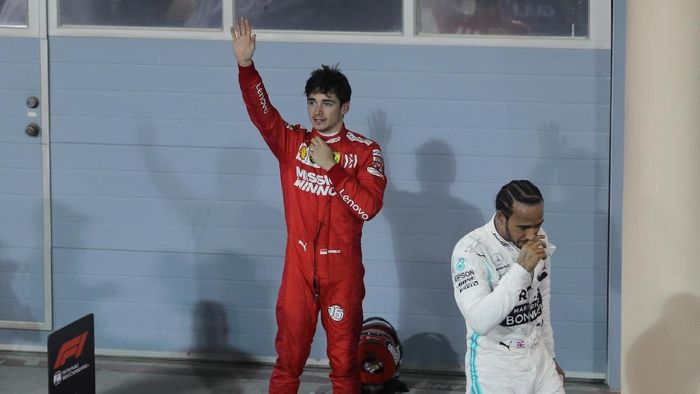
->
[238, 63, 386, 393]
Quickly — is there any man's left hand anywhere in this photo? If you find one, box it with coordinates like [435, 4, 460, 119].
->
[554, 359, 566, 381]
[310, 137, 336, 171]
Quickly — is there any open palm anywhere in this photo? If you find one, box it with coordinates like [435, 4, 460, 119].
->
[230, 18, 256, 67]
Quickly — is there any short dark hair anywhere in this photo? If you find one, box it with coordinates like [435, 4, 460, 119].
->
[495, 180, 543, 219]
[304, 64, 351, 104]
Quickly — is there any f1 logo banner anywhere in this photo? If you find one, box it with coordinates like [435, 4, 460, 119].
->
[47, 314, 95, 394]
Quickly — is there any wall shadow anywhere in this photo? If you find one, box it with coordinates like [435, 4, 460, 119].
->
[368, 110, 484, 369]
[625, 293, 700, 394]
[131, 121, 283, 392]
[50, 199, 121, 342]
[533, 120, 609, 374]
[401, 332, 459, 367]
[0, 242, 43, 345]
[0, 249, 36, 323]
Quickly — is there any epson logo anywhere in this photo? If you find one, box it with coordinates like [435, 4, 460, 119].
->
[453, 270, 475, 282]
[255, 82, 269, 114]
[339, 189, 369, 220]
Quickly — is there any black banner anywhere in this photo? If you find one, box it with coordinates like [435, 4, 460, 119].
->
[47, 314, 95, 394]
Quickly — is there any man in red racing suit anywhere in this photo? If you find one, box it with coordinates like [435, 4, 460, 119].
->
[232, 19, 386, 393]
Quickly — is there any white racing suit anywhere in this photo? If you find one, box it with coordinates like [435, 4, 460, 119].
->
[451, 215, 564, 394]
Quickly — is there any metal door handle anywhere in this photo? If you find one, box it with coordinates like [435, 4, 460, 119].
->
[25, 123, 41, 137]
[26, 96, 40, 109]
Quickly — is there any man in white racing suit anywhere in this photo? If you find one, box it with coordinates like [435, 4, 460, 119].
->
[451, 180, 565, 393]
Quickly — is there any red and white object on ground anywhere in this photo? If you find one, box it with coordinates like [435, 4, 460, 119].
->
[357, 317, 403, 385]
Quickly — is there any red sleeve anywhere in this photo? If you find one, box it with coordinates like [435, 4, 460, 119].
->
[327, 143, 386, 221]
[238, 62, 297, 160]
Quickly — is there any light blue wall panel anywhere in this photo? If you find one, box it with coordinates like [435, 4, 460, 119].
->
[0, 38, 45, 324]
[51, 144, 276, 175]
[0, 63, 39, 90]
[0, 168, 42, 195]
[50, 118, 258, 148]
[51, 170, 282, 201]
[15, 36, 611, 375]
[0, 38, 39, 62]
[0, 143, 42, 169]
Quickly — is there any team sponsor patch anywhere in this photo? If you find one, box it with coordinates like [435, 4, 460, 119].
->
[328, 305, 345, 322]
[320, 249, 341, 255]
[326, 136, 341, 144]
[346, 131, 373, 146]
[367, 166, 384, 178]
[294, 166, 336, 196]
[343, 154, 358, 168]
[453, 269, 476, 282]
[501, 340, 527, 351]
[254, 82, 269, 114]
[493, 253, 504, 265]
[454, 269, 479, 292]
[297, 143, 318, 167]
[454, 258, 466, 272]
[371, 157, 384, 174]
[369, 149, 385, 176]
[298, 240, 308, 252]
[339, 189, 370, 220]
[500, 288, 543, 327]
[371, 149, 384, 165]
[491, 232, 508, 246]
[371, 156, 384, 170]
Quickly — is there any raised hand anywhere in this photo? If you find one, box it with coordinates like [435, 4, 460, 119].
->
[516, 235, 547, 272]
[230, 18, 256, 67]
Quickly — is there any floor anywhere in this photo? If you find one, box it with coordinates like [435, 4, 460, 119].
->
[0, 351, 616, 393]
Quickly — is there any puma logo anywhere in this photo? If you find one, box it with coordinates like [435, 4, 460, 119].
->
[298, 240, 308, 252]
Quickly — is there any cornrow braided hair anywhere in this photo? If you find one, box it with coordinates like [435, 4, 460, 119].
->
[495, 180, 543, 219]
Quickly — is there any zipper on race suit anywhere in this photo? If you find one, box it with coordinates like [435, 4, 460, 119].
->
[308, 131, 325, 305]
[312, 226, 321, 304]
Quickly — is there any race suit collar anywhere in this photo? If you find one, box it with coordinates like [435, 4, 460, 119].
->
[487, 213, 516, 249]
[311, 124, 346, 142]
